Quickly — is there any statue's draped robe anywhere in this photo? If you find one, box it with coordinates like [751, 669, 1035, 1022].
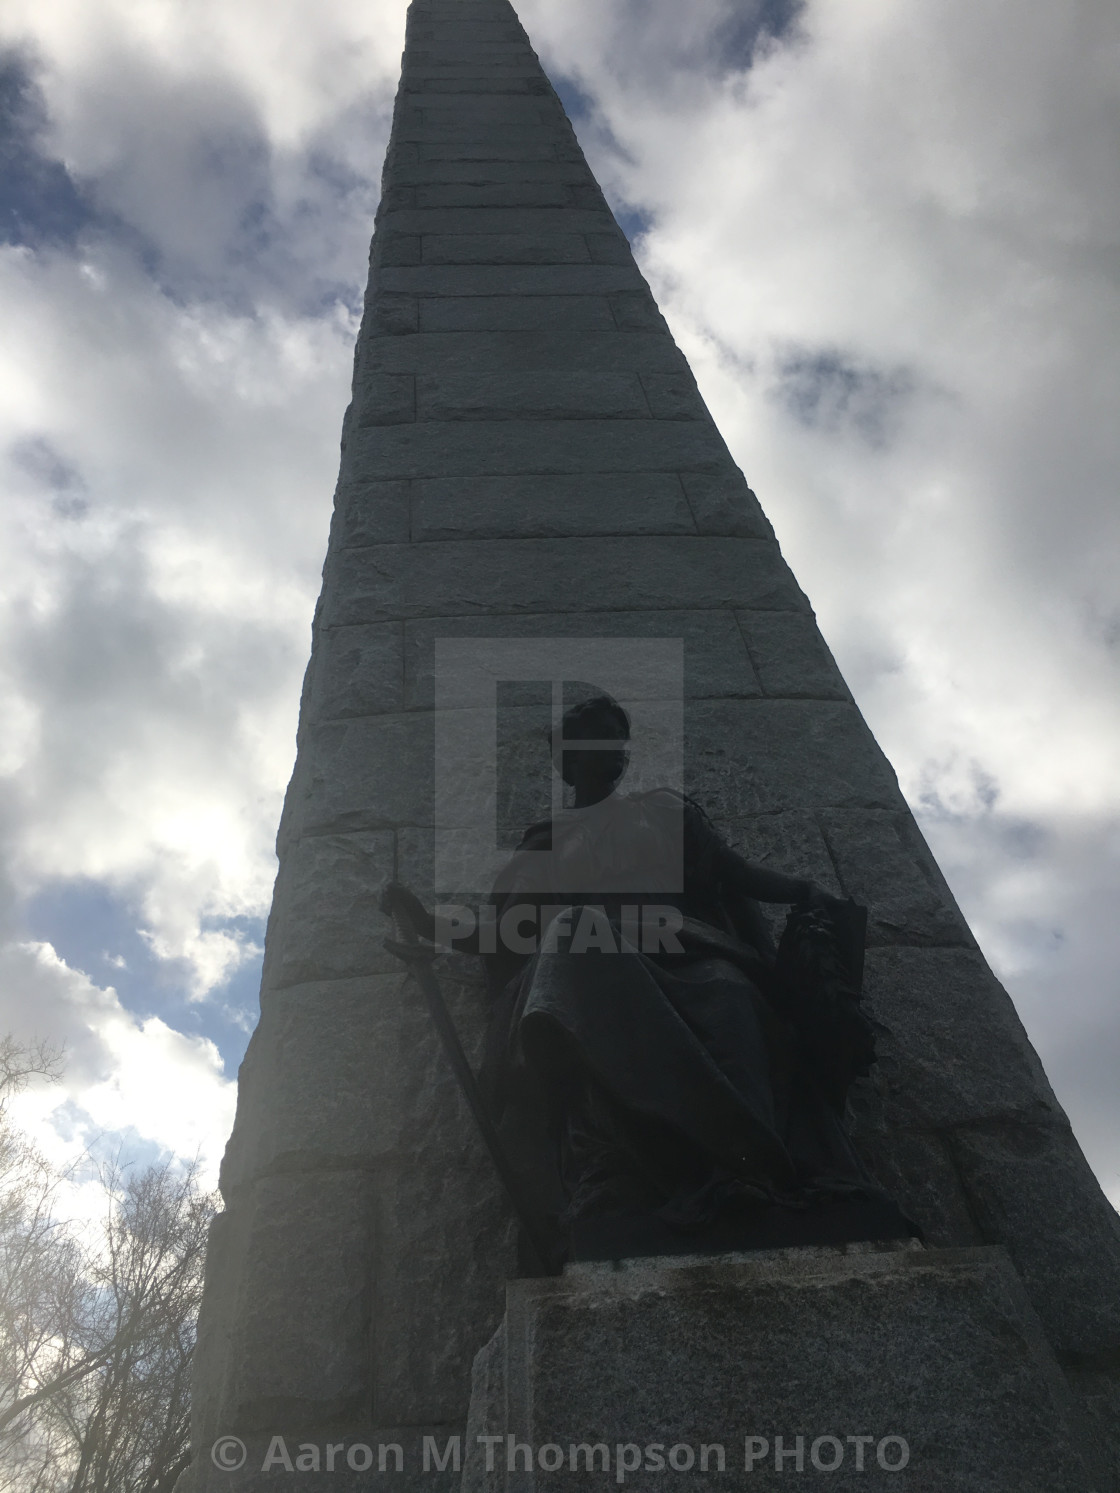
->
[479, 792, 881, 1233]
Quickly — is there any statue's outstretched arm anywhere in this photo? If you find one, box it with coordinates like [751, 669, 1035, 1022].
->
[715, 843, 823, 907]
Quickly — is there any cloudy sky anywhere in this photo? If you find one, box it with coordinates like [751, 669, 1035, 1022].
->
[1, 0, 1117, 1209]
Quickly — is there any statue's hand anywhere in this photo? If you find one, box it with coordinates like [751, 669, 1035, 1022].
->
[802, 883, 846, 914]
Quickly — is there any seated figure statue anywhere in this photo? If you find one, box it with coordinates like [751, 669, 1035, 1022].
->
[388, 693, 913, 1264]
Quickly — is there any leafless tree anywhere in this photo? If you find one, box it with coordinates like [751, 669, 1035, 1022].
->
[0, 1039, 215, 1492]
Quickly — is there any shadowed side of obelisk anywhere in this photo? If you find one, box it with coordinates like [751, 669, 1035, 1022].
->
[182, 1, 1120, 1487]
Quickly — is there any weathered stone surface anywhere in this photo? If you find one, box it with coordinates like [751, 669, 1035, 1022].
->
[466, 1247, 1093, 1493]
[413, 183, 574, 206]
[219, 977, 402, 1191]
[365, 329, 686, 374]
[324, 538, 805, 625]
[685, 699, 899, 819]
[416, 371, 650, 421]
[721, 810, 840, 946]
[354, 373, 416, 424]
[409, 473, 693, 540]
[861, 947, 1058, 1129]
[393, 161, 595, 186]
[348, 419, 736, 480]
[949, 1118, 1120, 1355]
[403, 609, 758, 709]
[220, 956, 489, 1192]
[737, 606, 850, 697]
[681, 471, 773, 537]
[296, 714, 434, 833]
[608, 288, 669, 332]
[818, 807, 973, 947]
[260, 830, 396, 988]
[379, 264, 645, 296]
[381, 208, 618, 235]
[310, 622, 403, 718]
[331, 480, 411, 547]
[374, 1156, 516, 1426]
[641, 370, 707, 420]
[226, 1173, 376, 1428]
[419, 295, 615, 332]
[369, 291, 419, 335]
[845, 1102, 983, 1248]
[422, 233, 591, 265]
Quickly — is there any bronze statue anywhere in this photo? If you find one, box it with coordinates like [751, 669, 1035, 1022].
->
[385, 694, 913, 1266]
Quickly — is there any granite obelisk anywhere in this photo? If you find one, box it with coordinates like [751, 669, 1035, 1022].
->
[182, 1, 1120, 1487]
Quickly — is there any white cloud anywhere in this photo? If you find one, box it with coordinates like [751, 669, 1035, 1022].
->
[0, 941, 234, 1187]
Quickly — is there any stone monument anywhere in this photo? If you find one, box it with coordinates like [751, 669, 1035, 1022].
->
[181, 0, 1120, 1488]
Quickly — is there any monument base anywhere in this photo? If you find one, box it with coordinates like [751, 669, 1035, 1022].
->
[464, 1243, 1099, 1493]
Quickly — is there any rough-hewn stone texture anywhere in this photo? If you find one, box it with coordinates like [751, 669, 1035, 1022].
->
[463, 1247, 1098, 1493]
[183, 0, 1120, 1487]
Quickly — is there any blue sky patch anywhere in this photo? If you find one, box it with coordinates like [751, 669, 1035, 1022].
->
[24, 878, 261, 1076]
[0, 52, 96, 248]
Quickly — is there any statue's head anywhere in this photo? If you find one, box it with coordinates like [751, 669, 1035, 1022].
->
[553, 693, 631, 802]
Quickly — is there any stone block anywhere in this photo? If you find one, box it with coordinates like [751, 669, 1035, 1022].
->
[354, 374, 416, 425]
[1067, 1366, 1120, 1492]
[641, 370, 708, 420]
[681, 471, 773, 538]
[684, 698, 896, 821]
[410, 472, 691, 539]
[221, 955, 490, 1189]
[416, 372, 648, 421]
[585, 231, 632, 265]
[403, 610, 758, 710]
[365, 330, 687, 376]
[414, 183, 574, 207]
[861, 947, 1058, 1130]
[609, 288, 669, 332]
[346, 419, 740, 480]
[226, 1173, 376, 1428]
[322, 537, 805, 627]
[331, 480, 411, 548]
[383, 209, 618, 237]
[297, 713, 434, 833]
[464, 1247, 1094, 1493]
[406, 73, 545, 94]
[737, 607, 850, 697]
[380, 264, 645, 296]
[392, 162, 593, 187]
[721, 810, 841, 945]
[949, 1117, 1120, 1356]
[369, 292, 419, 336]
[373, 1156, 516, 1425]
[400, 130, 561, 151]
[817, 807, 973, 947]
[422, 234, 591, 265]
[407, 97, 548, 122]
[219, 977, 406, 1190]
[418, 141, 562, 164]
[844, 1098, 982, 1247]
[310, 622, 403, 719]
[636, 371, 704, 421]
[418, 296, 616, 332]
[376, 234, 422, 267]
[261, 829, 396, 988]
